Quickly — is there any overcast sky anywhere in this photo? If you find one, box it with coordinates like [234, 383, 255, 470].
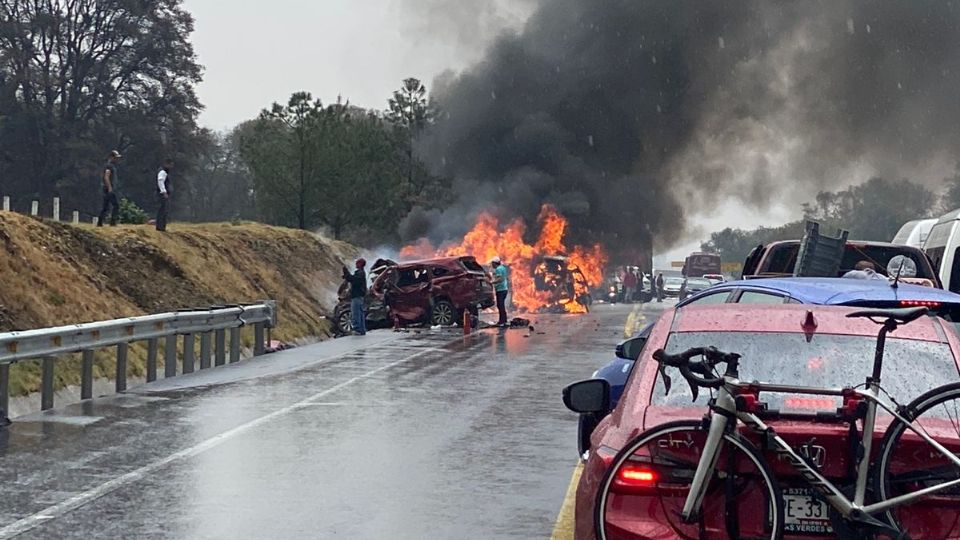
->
[182, 0, 792, 259]
[184, 0, 530, 130]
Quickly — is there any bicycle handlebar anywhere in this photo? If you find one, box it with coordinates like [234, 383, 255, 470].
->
[652, 347, 741, 391]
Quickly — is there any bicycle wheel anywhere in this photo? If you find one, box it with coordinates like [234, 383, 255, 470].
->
[876, 382, 960, 538]
[595, 420, 784, 540]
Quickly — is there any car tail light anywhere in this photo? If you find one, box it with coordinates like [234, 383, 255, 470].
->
[616, 465, 657, 485]
[900, 300, 941, 308]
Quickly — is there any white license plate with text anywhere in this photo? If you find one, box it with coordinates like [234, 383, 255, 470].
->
[783, 488, 833, 535]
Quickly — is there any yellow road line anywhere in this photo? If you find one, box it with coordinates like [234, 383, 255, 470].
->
[550, 462, 584, 540]
[623, 304, 641, 338]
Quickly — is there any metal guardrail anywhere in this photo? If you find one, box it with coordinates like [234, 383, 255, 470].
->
[0, 300, 277, 424]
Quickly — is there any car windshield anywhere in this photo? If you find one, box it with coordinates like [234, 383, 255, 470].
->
[686, 278, 711, 288]
[653, 332, 958, 412]
[665, 277, 684, 286]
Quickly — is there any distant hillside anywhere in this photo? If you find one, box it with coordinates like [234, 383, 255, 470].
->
[0, 213, 358, 396]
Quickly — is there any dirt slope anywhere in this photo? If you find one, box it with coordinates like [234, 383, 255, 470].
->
[0, 212, 357, 395]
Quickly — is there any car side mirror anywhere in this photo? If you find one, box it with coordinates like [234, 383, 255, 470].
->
[562, 379, 610, 414]
[616, 335, 648, 360]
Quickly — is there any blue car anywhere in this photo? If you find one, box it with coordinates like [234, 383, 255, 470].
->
[576, 277, 960, 456]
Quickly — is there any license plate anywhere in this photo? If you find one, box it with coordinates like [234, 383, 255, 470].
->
[783, 488, 833, 535]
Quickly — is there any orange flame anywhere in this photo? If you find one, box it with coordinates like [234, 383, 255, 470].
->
[400, 205, 608, 314]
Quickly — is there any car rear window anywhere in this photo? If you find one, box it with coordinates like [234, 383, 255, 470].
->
[761, 243, 937, 280]
[841, 245, 935, 280]
[652, 332, 958, 411]
[460, 258, 484, 272]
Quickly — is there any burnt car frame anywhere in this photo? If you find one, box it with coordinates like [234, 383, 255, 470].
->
[533, 255, 593, 312]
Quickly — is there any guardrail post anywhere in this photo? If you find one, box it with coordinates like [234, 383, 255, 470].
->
[229, 327, 240, 363]
[41, 357, 54, 410]
[72, 210, 79, 224]
[254, 323, 265, 356]
[1, 196, 8, 211]
[30, 201, 39, 217]
[146, 338, 158, 382]
[93, 217, 99, 225]
[81, 349, 94, 399]
[164, 335, 177, 378]
[214, 329, 226, 366]
[199, 333, 211, 369]
[182, 334, 195, 374]
[53, 197, 60, 221]
[116, 343, 128, 392]
[0, 364, 9, 424]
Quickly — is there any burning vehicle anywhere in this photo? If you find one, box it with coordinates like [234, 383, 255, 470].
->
[401, 205, 608, 315]
[533, 256, 593, 313]
[333, 256, 494, 334]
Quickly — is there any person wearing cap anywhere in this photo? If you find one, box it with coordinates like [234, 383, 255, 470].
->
[98, 150, 122, 226]
[342, 258, 368, 335]
[491, 256, 509, 327]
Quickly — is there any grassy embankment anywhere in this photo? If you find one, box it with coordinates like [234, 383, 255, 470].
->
[0, 212, 357, 396]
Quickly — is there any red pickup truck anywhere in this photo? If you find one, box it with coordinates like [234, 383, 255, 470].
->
[741, 240, 942, 287]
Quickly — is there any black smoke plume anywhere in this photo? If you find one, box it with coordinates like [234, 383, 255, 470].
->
[405, 1, 960, 256]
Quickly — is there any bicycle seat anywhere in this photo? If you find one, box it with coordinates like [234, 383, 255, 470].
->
[845, 306, 928, 324]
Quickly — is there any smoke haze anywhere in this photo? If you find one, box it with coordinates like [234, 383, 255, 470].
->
[405, 1, 960, 254]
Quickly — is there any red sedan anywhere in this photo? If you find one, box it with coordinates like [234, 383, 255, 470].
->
[573, 304, 960, 539]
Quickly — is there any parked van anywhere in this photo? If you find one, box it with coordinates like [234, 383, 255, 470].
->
[892, 218, 938, 248]
[923, 210, 960, 293]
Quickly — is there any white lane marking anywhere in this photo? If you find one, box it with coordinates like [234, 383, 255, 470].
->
[0, 347, 442, 539]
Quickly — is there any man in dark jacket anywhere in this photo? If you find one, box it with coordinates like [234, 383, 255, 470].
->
[98, 150, 122, 226]
[655, 273, 665, 303]
[342, 258, 368, 335]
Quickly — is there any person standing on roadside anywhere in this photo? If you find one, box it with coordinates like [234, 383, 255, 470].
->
[622, 266, 637, 303]
[655, 273, 665, 303]
[98, 150, 122, 227]
[156, 159, 173, 232]
[342, 258, 368, 335]
[492, 256, 509, 327]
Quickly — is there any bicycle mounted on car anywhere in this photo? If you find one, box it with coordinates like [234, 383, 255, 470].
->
[595, 306, 960, 540]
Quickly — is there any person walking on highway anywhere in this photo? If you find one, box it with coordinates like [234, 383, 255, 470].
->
[98, 150, 122, 226]
[156, 159, 173, 232]
[492, 256, 509, 327]
[655, 273, 665, 303]
[342, 258, 368, 335]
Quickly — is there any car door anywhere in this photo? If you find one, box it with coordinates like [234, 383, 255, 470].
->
[385, 266, 433, 322]
[741, 244, 766, 278]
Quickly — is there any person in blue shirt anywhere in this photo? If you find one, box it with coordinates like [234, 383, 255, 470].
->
[491, 256, 509, 327]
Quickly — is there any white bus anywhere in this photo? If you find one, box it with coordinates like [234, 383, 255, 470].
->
[923, 210, 960, 293]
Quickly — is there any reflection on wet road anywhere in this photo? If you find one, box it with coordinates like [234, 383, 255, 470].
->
[0, 303, 663, 539]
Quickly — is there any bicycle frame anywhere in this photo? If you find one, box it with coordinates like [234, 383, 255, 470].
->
[681, 377, 960, 522]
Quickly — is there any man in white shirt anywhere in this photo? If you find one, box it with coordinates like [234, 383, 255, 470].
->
[156, 159, 173, 231]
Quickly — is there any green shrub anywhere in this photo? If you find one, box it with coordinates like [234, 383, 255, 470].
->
[119, 198, 149, 224]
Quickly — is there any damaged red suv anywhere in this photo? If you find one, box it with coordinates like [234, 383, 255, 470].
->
[334, 256, 494, 333]
[571, 304, 960, 539]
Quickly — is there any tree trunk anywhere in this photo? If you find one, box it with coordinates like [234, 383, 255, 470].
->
[298, 147, 306, 230]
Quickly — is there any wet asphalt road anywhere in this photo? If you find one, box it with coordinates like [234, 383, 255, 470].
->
[0, 302, 666, 539]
